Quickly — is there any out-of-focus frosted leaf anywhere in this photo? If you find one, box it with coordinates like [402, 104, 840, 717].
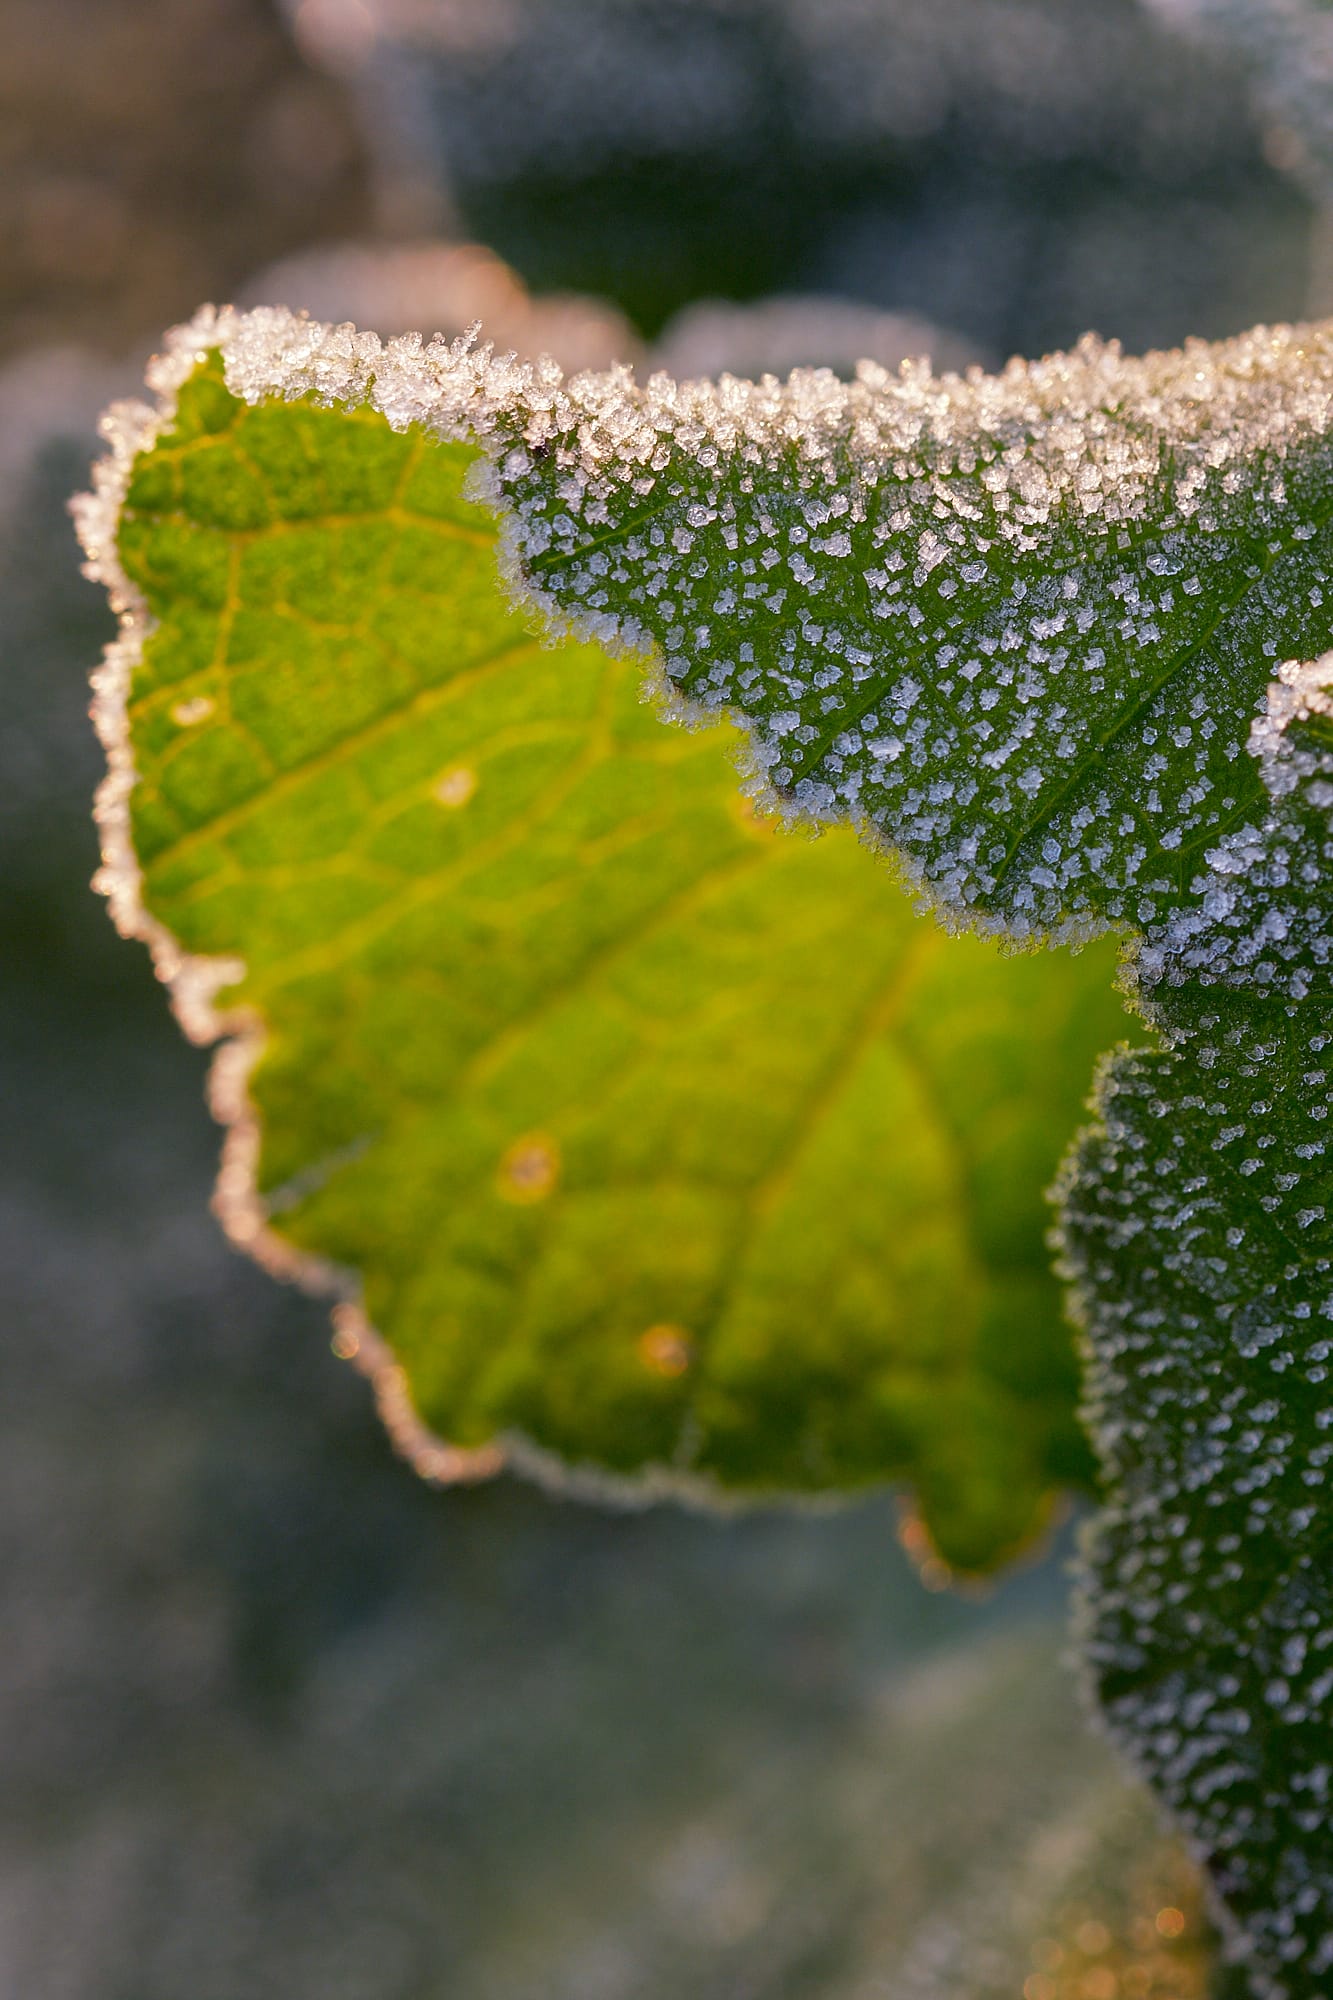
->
[1146, 0, 1333, 201]
[288, 0, 1306, 355]
[79, 346, 1136, 1571]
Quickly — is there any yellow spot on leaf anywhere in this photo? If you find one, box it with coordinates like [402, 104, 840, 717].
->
[497, 1133, 560, 1204]
[171, 695, 215, 726]
[638, 1323, 693, 1376]
[435, 764, 478, 808]
[1154, 1908, 1186, 1939]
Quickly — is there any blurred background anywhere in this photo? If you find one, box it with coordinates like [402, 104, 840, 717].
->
[2, 0, 1327, 1993]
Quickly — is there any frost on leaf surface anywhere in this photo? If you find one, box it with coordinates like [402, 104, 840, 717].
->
[490, 320, 1333, 955]
[1061, 987, 1333, 1999]
[81, 307, 1333, 1979]
[78, 330, 1138, 1572]
[1059, 667, 1333, 2000]
[1141, 656, 1333, 1000]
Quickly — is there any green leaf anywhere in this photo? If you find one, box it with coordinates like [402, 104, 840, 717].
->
[485, 322, 1333, 963]
[448, 302, 1333, 1984]
[78, 306, 1333, 1983]
[106, 311, 1333, 964]
[1057, 673, 1333, 1998]
[82, 346, 1135, 1572]
[1059, 982, 1333, 2000]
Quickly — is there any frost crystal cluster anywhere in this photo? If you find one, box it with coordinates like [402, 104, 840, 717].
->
[1141, 657, 1333, 998]
[488, 320, 1333, 953]
[82, 306, 1333, 1995]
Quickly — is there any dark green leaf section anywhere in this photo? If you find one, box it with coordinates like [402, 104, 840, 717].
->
[492, 324, 1333, 952]
[1055, 660, 1333, 1994]
[115, 356, 1135, 1570]
[1059, 983, 1333, 1999]
[1140, 656, 1333, 1003]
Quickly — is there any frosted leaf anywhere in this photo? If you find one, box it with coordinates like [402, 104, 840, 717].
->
[1058, 985, 1333, 1999]
[77, 331, 1150, 1571]
[81, 304, 1333, 1992]
[1145, 0, 1333, 201]
[484, 316, 1333, 960]
[1141, 655, 1333, 1002]
[102, 307, 1333, 968]
[1051, 659, 1333, 1997]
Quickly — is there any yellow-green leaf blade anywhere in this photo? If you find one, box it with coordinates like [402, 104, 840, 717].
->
[102, 353, 1135, 1569]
